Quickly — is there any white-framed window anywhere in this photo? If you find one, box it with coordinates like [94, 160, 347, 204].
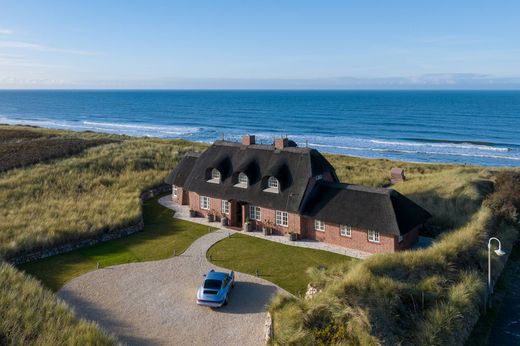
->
[275, 210, 288, 227]
[235, 172, 249, 188]
[207, 168, 221, 183]
[238, 172, 248, 184]
[398, 235, 403, 243]
[249, 205, 261, 221]
[340, 225, 351, 237]
[368, 230, 380, 243]
[315, 219, 325, 232]
[172, 185, 177, 198]
[221, 200, 230, 215]
[264, 176, 280, 193]
[200, 196, 210, 210]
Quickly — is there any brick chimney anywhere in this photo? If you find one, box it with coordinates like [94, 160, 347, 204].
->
[242, 135, 256, 145]
[274, 137, 289, 150]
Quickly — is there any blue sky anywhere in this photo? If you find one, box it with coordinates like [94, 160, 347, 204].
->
[1, 0, 519, 89]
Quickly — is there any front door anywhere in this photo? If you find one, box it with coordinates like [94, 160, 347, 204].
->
[235, 201, 243, 228]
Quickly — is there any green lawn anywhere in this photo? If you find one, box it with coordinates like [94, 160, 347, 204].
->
[19, 196, 215, 291]
[207, 233, 353, 295]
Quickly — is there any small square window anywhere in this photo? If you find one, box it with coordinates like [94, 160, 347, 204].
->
[340, 225, 351, 237]
[315, 220, 325, 232]
[172, 185, 177, 198]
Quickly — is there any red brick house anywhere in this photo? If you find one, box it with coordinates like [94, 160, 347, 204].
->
[165, 135, 431, 254]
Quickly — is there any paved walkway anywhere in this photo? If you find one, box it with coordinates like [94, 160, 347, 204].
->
[59, 229, 288, 346]
[159, 196, 371, 260]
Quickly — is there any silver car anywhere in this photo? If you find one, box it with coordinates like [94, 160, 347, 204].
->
[196, 269, 234, 308]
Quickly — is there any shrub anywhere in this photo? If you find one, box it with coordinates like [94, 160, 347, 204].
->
[485, 171, 520, 224]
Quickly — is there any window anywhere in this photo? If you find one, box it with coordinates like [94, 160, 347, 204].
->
[315, 219, 325, 232]
[398, 235, 403, 243]
[172, 185, 177, 198]
[221, 200, 230, 215]
[264, 176, 280, 193]
[249, 205, 261, 221]
[340, 225, 351, 237]
[200, 196, 210, 210]
[368, 230, 380, 243]
[235, 172, 249, 188]
[276, 210, 288, 227]
[208, 168, 221, 183]
[239, 172, 248, 184]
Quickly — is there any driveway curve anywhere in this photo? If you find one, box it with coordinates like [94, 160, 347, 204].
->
[58, 230, 287, 346]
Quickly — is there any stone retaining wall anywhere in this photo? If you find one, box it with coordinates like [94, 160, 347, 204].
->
[7, 184, 171, 265]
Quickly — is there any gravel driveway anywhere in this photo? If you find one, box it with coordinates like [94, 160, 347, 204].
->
[58, 230, 287, 346]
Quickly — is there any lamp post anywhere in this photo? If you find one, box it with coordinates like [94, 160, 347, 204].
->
[487, 237, 506, 308]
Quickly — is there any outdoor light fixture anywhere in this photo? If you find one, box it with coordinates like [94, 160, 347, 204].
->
[487, 237, 506, 308]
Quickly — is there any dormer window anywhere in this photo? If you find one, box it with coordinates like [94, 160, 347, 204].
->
[234, 172, 249, 188]
[264, 176, 280, 193]
[207, 168, 221, 184]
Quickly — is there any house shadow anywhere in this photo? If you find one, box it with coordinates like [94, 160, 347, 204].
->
[214, 280, 279, 315]
[59, 290, 159, 346]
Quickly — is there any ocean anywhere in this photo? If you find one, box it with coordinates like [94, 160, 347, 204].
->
[0, 90, 519, 167]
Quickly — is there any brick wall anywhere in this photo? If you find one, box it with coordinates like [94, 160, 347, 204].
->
[182, 191, 414, 254]
[172, 186, 189, 205]
[396, 226, 419, 251]
[250, 207, 302, 236]
[302, 217, 397, 254]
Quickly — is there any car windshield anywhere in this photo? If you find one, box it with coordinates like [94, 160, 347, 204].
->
[204, 279, 222, 290]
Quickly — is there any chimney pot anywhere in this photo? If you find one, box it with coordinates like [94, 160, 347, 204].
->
[242, 135, 256, 145]
[275, 137, 289, 149]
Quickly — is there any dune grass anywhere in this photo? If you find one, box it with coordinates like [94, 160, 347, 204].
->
[207, 233, 352, 295]
[20, 196, 215, 291]
[0, 261, 115, 346]
[0, 126, 117, 172]
[268, 172, 520, 346]
[0, 132, 206, 260]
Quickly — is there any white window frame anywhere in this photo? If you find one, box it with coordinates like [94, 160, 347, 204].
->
[207, 168, 221, 183]
[200, 196, 210, 210]
[238, 172, 248, 184]
[172, 185, 177, 198]
[275, 210, 288, 227]
[340, 224, 351, 237]
[268, 176, 279, 188]
[235, 172, 249, 188]
[368, 230, 380, 243]
[249, 205, 261, 221]
[315, 219, 325, 232]
[221, 200, 230, 215]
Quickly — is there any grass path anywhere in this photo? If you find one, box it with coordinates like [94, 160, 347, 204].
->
[19, 195, 215, 291]
[207, 233, 353, 295]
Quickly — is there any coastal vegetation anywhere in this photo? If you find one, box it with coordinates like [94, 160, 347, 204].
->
[0, 126, 205, 259]
[268, 170, 520, 345]
[0, 261, 115, 345]
[0, 127, 116, 172]
[20, 196, 216, 291]
[207, 233, 351, 295]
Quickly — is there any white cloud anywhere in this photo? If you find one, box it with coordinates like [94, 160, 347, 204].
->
[0, 28, 14, 35]
[0, 40, 100, 55]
